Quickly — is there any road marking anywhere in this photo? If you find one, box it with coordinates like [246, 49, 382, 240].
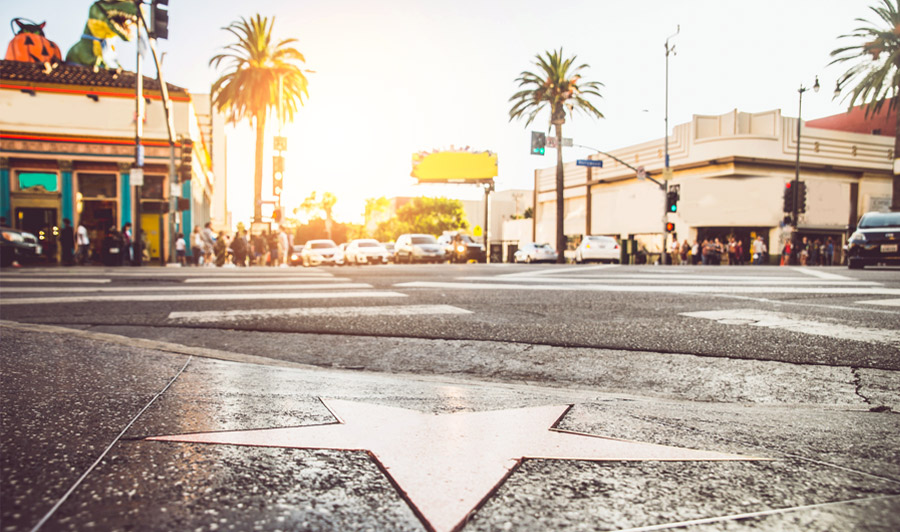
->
[681, 309, 900, 348]
[465, 276, 879, 286]
[0, 283, 370, 294]
[168, 304, 471, 323]
[0, 277, 111, 284]
[0, 291, 407, 305]
[856, 298, 900, 307]
[792, 267, 854, 281]
[183, 276, 346, 283]
[396, 281, 900, 296]
[499, 264, 619, 278]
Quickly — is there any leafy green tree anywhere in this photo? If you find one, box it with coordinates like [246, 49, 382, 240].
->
[374, 197, 468, 241]
[209, 15, 310, 222]
[509, 48, 603, 262]
[831, 0, 900, 209]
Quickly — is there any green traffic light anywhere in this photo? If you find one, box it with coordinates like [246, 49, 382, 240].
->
[669, 204, 677, 213]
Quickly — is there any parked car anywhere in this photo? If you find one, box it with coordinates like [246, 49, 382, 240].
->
[1, 226, 39, 267]
[437, 232, 486, 263]
[381, 242, 396, 262]
[300, 239, 343, 267]
[394, 233, 445, 263]
[514, 242, 558, 263]
[289, 245, 305, 266]
[848, 211, 900, 269]
[574, 235, 621, 264]
[344, 239, 390, 265]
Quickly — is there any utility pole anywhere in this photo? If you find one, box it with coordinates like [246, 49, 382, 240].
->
[793, 77, 819, 228]
[662, 25, 679, 265]
[132, 4, 144, 266]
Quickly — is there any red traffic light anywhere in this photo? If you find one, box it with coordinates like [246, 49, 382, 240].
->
[665, 222, 675, 232]
[785, 182, 792, 189]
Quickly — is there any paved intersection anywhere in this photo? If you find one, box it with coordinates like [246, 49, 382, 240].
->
[1, 263, 899, 531]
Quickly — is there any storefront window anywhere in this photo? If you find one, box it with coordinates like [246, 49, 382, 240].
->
[17, 172, 58, 192]
[141, 175, 165, 199]
[78, 173, 116, 198]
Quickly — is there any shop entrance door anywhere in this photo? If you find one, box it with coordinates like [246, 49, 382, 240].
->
[15, 206, 58, 261]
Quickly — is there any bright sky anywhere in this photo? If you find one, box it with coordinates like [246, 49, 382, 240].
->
[1, 0, 876, 224]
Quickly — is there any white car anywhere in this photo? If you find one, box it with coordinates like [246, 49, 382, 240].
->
[514, 242, 558, 263]
[394, 234, 445, 264]
[344, 239, 389, 265]
[575, 235, 620, 263]
[301, 239, 343, 267]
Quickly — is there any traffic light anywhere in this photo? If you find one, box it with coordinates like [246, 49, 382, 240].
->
[272, 207, 282, 223]
[179, 138, 192, 181]
[272, 155, 284, 196]
[665, 222, 675, 232]
[797, 181, 808, 213]
[666, 190, 679, 213]
[530, 131, 546, 155]
[783, 182, 794, 213]
[149, 0, 169, 40]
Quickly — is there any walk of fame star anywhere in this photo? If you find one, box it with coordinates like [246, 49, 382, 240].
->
[147, 399, 763, 532]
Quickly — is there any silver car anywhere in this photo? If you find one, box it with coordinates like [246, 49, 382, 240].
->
[514, 242, 558, 263]
[394, 233, 445, 264]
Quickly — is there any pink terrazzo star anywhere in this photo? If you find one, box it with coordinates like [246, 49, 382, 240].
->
[147, 399, 762, 532]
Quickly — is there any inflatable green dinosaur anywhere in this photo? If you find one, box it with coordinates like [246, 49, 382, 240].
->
[65, 0, 138, 71]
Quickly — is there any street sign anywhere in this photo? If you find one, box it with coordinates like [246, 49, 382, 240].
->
[130, 167, 144, 186]
[545, 137, 573, 149]
[662, 168, 673, 181]
[576, 159, 604, 167]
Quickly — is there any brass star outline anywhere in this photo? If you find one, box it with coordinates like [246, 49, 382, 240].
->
[147, 399, 763, 532]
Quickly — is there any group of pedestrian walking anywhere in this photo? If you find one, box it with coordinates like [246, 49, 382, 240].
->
[58, 219, 137, 266]
[187, 223, 292, 267]
[780, 236, 835, 266]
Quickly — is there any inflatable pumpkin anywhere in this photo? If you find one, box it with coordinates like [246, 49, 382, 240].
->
[5, 18, 62, 65]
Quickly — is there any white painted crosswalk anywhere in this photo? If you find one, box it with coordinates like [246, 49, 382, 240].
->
[168, 304, 472, 323]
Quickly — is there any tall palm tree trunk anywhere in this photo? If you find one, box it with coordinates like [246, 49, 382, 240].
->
[555, 123, 565, 263]
[253, 114, 266, 222]
[894, 106, 900, 212]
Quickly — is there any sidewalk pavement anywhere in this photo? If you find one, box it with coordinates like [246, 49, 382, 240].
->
[2, 323, 899, 532]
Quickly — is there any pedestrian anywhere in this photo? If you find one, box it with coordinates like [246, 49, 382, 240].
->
[202, 222, 215, 266]
[60, 218, 75, 265]
[252, 232, 266, 266]
[230, 230, 246, 266]
[214, 230, 228, 267]
[175, 232, 186, 266]
[825, 237, 835, 266]
[267, 230, 279, 266]
[191, 225, 203, 266]
[799, 236, 809, 266]
[121, 223, 133, 265]
[809, 238, 820, 266]
[734, 238, 744, 265]
[278, 227, 290, 267]
[752, 236, 767, 265]
[781, 239, 791, 266]
[669, 238, 681, 265]
[76, 220, 90, 265]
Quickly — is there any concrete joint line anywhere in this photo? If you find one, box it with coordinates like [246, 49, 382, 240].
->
[28, 356, 193, 532]
[614, 494, 900, 532]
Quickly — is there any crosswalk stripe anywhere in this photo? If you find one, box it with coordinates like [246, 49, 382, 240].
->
[0, 283, 371, 294]
[463, 276, 879, 286]
[0, 277, 111, 284]
[681, 309, 900, 347]
[856, 299, 900, 307]
[168, 304, 471, 323]
[498, 264, 619, 278]
[0, 291, 407, 305]
[183, 276, 347, 283]
[792, 267, 854, 281]
[395, 281, 900, 296]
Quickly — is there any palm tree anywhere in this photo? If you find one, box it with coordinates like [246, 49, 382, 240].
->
[509, 48, 603, 262]
[831, 0, 900, 210]
[209, 14, 310, 222]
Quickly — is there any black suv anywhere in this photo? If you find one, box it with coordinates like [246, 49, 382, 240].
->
[847, 211, 900, 269]
[437, 233, 486, 263]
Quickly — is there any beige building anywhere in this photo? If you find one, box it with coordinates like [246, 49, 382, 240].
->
[0, 60, 218, 263]
[533, 108, 894, 262]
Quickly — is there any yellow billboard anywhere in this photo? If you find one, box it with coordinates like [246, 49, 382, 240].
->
[411, 150, 497, 184]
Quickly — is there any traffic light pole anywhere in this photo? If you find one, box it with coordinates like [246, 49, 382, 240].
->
[792, 86, 804, 229]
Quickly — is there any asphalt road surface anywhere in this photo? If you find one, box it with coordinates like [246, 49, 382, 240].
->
[2, 262, 899, 531]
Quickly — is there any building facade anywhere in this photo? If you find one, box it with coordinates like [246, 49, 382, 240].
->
[0, 60, 217, 263]
[533, 108, 894, 262]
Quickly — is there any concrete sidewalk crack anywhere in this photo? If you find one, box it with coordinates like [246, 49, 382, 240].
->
[851, 366, 872, 407]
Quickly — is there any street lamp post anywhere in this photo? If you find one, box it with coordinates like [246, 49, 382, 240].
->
[662, 25, 679, 265]
[792, 76, 819, 228]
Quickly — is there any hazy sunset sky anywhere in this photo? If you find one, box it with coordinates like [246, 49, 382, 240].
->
[1, 0, 875, 223]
